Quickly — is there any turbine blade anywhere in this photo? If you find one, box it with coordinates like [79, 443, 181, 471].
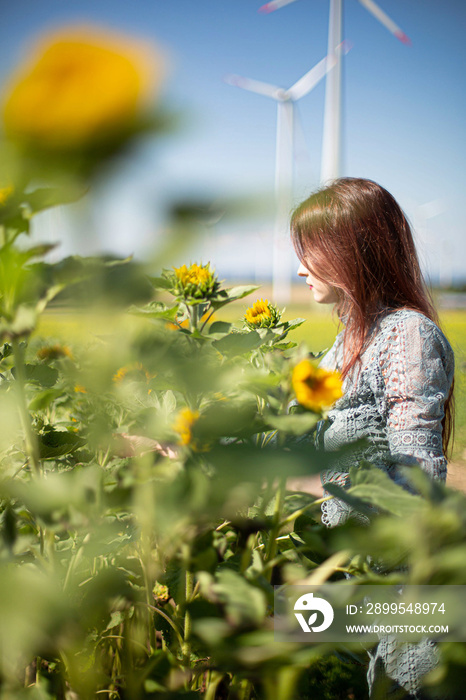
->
[336, 39, 353, 57]
[358, 0, 412, 45]
[224, 74, 282, 99]
[287, 54, 337, 101]
[287, 41, 351, 101]
[259, 0, 299, 14]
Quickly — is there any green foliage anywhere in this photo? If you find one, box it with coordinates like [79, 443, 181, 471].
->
[0, 237, 465, 698]
[296, 654, 369, 700]
[0, 246, 464, 698]
[0, 37, 465, 700]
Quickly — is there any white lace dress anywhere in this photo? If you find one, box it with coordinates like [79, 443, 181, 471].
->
[316, 308, 455, 698]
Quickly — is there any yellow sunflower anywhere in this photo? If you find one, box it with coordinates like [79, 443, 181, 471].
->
[292, 359, 343, 412]
[244, 298, 281, 329]
[172, 407, 200, 447]
[74, 384, 87, 394]
[173, 262, 219, 300]
[37, 343, 73, 361]
[2, 26, 163, 150]
[0, 185, 13, 205]
[113, 361, 153, 384]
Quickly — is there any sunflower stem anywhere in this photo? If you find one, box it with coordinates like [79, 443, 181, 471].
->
[181, 544, 193, 669]
[12, 339, 41, 477]
[200, 305, 214, 332]
[264, 474, 287, 583]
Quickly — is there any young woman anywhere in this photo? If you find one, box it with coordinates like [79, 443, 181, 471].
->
[291, 177, 455, 699]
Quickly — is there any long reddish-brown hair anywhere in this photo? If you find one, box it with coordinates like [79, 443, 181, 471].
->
[290, 177, 454, 456]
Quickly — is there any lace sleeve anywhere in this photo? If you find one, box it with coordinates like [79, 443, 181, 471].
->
[319, 329, 344, 372]
[375, 313, 454, 481]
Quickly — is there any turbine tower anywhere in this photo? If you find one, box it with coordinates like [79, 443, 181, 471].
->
[259, 0, 411, 183]
[225, 54, 336, 302]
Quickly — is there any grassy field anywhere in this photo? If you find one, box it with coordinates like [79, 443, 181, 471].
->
[37, 300, 466, 464]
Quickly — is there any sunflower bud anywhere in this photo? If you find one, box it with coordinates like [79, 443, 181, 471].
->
[244, 298, 281, 329]
[173, 263, 219, 301]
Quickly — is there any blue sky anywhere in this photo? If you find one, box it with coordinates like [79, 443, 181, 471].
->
[1, 0, 465, 284]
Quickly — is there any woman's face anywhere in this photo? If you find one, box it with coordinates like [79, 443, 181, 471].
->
[297, 262, 339, 304]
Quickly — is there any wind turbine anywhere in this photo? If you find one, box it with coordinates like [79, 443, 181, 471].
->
[225, 53, 338, 301]
[259, 0, 411, 183]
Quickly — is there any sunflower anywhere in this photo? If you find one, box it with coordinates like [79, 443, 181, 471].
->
[173, 263, 219, 300]
[0, 185, 13, 205]
[37, 343, 73, 361]
[112, 362, 153, 384]
[2, 26, 163, 150]
[172, 407, 200, 446]
[74, 384, 87, 394]
[244, 298, 281, 329]
[292, 359, 343, 412]
[153, 582, 170, 604]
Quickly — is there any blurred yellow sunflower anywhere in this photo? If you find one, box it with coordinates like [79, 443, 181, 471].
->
[172, 407, 200, 447]
[37, 343, 73, 361]
[292, 359, 343, 412]
[112, 361, 153, 384]
[74, 384, 87, 394]
[2, 26, 164, 150]
[0, 185, 13, 205]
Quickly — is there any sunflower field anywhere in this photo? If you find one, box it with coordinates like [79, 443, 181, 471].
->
[0, 25, 465, 700]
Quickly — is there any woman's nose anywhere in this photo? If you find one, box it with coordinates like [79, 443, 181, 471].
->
[297, 263, 308, 277]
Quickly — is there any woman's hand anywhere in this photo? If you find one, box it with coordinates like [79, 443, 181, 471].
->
[114, 433, 178, 459]
[287, 474, 324, 498]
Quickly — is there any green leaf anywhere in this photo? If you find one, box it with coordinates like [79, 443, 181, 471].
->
[397, 465, 447, 502]
[0, 305, 37, 340]
[278, 318, 306, 331]
[25, 184, 86, 213]
[162, 390, 177, 415]
[0, 567, 66, 674]
[196, 399, 261, 440]
[212, 330, 263, 357]
[0, 343, 12, 360]
[147, 275, 174, 291]
[270, 341, 297, 350]
[12, 363, 59, 388]
[224, 285, 260, 301]
[212, 569, 267, 627]
[256, 328, 278, 343]
[348, 462, 425, 517]
[5, 467, 98, 517]
[106, 609, 125, 630]
[20, 244, 58, 262]
[36, 256, 151, 308]
[265, 412, 319, 435]
[2, 504, 17, 550]
[208, 321, 232, 335]
[323, 482, 375, 518]
[38, 427, 85, 459]
[129, 301, 179, 320]
[211, 285, 259, 310]
[35, 283, 66, 314]
[28, 388, 63, 411]
[288, 532, 325, 564]
[207, 442, 333, 486]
